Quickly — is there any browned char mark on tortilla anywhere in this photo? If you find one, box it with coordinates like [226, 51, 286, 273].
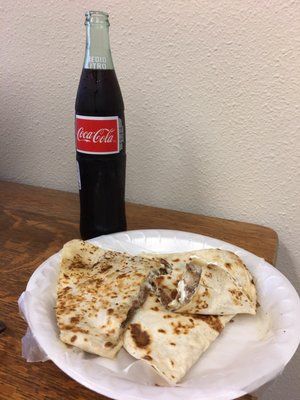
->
[70, 316, 81, 324]
[117, 272, 129, 279]
[192, 299, 209, 311]
[70, 335, 77, 343]
[69, 257, 87, 269]
[101, 263, 113, 273]
[229, 288, 245, 305]
[171, 320, 196, 335]
[129, 323, 151, 348]
[163, 314, 174, 319]
[193, 315, 224, 333]
[58, 324, 90, 334]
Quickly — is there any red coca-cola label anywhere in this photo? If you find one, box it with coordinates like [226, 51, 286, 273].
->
[76, 115, 120, 154]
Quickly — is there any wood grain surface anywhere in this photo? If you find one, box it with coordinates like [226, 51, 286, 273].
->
[0, 181, 278, 400]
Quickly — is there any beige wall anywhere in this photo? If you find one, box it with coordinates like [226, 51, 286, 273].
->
[0, 1, 299, 398]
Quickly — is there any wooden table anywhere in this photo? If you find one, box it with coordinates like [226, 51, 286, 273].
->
[0, 181, 278, 400]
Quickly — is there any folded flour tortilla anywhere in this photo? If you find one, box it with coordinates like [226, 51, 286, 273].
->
[124, 292, 233, 384]
[56, 239, 256, 385]
[56, 240, 169, 358]
[150, 249, 256, 315]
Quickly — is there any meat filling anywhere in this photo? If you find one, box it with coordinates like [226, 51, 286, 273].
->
[122, 258, 172, 328]
[121, 283, 150, 328]
[146, 258, 172, 293]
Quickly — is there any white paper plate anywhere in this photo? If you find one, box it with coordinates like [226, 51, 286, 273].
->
[22, 229, 300, 400]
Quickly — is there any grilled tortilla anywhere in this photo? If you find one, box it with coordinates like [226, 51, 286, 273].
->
[151, 249, 256, 315]
[56, 240, 169, 358]
[124, 292, 233, 384]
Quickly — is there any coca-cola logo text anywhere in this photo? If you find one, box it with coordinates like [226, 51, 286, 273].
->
[76, 115, 119, 154]
[77, 127, 115, 144]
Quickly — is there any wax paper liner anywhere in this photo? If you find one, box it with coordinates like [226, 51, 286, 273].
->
[18, 229, 300, 400]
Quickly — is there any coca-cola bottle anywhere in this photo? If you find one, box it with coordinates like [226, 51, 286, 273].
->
[75, 11, 127, 240]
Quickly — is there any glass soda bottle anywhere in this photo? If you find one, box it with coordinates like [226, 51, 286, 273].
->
[75, 11, 127, 239]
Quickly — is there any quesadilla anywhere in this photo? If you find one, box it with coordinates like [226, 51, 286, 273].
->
[56, 239, 170, 358]
[124, 292, 233, 384]
[150, 249, 256, 315]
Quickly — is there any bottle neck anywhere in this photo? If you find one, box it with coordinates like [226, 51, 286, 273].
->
[84, 12, 114, 70]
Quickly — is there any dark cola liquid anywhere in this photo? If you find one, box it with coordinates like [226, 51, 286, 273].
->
[75, 68, 126, 239]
